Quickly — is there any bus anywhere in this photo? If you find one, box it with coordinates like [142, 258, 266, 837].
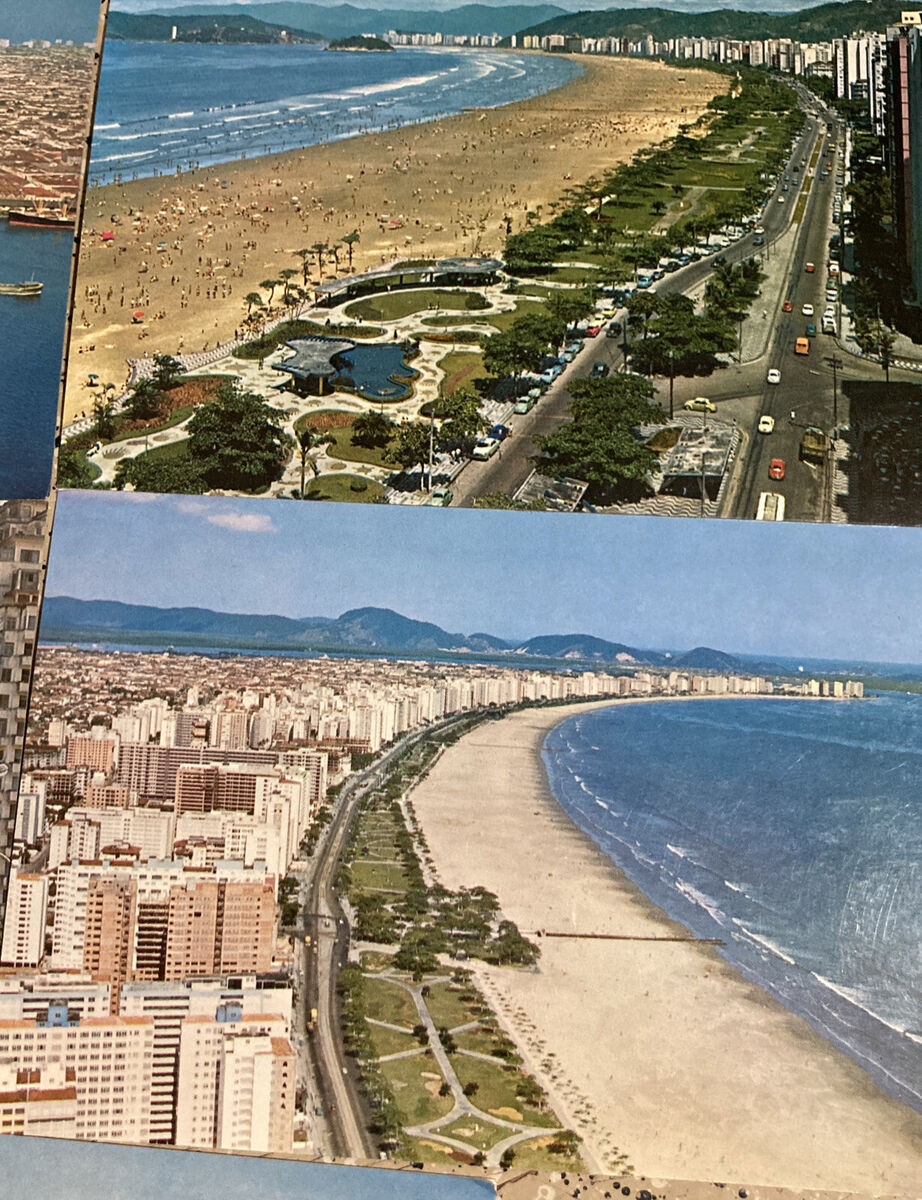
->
[756, 491, 786, 521]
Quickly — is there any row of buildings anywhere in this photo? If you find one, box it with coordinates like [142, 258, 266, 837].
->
[0, 648, 637, 1151]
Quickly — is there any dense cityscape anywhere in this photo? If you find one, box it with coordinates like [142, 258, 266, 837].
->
[0, 640, 860, 1156]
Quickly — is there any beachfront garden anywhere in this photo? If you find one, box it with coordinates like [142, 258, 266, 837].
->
[319, 707, 599, 1168]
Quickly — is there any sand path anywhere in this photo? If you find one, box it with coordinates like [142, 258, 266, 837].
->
[408, 701, 922, 1193]
[64, 54, 721, 422]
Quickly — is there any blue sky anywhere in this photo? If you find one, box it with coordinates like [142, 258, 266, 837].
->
[47, 491, 922, 662]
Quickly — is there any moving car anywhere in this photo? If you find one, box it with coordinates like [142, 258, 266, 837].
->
[606, 321, 622, 337]
[758, 414, 776, 433]
[794, 337, 810, 355]
[805, 262, 815, 273]
[767, 368, 782, 384]
[590, 361, 610, 377]
[684, 396, 716, 413]
[769, 458, 786, 480]
[806, 322, 817, 337]
[782, 299, 794, 312]
[472, 436, 500, 460]
[802, 303, 814, 316]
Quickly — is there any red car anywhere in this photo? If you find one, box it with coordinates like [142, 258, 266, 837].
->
[769, 458, 786, 480]
[585, 325, 602, 338]
[782, 300, 794, 312]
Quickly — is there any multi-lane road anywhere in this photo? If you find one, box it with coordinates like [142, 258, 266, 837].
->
[453, 92, 916, 523]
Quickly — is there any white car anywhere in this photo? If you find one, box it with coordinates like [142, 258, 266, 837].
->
[802, 303, 814, 317]
[767, 370, 782, 386]
[759, 414, 776, 433]
[472, 436, 500, 461]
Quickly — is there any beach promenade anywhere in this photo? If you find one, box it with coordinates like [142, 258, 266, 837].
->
[64, 56, 720, 422]
[408, 700, 922, 1193]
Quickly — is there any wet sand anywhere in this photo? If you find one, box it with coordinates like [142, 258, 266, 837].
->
[407, 701, 922, 1192]
[64, 54, 720, 421]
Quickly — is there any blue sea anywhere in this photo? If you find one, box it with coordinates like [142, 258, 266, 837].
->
[0, 219, 71, 497]
[542, 694, 922, 1114]
[89, 42, 583, 185]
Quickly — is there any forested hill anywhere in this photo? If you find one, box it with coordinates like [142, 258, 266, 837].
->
[107, 12, 323, 42]
[515, 0, 912, 43]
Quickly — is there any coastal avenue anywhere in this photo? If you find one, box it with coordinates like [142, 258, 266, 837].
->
[455, 89, 915, 522]
[296, 713, 470, 1160]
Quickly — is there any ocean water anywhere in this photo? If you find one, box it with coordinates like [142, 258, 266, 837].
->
[542, 694, 922, 1114]
[0, 220, 71, 498]
[89, 42, 583, 185]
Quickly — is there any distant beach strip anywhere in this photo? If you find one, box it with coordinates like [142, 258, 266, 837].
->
[89, 43, 584, 185]
[408, 699, 922, 1193]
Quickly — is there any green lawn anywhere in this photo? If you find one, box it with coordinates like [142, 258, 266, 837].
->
[351, 860, 410, 892]
[296, 420, 394, 469]
[127, 437, 191, 467]
[435, 349, 494, 395]
[363, 977, 420, 1029]
[448, 1054, 557, 1128]
[437, 1114, 511, 1152]
[304, 474, 386, 503]
[502, 1134, 587, 1172]
[345, 289, 488, 322]
[107, 404, 196, 444]
[398, 1134, 473, 1167]
[378, 1053, 454, 1125]
[452, 1024, 505, 1056]
[423, 982, 480, 1031]
[368, 1022, 423, 1059]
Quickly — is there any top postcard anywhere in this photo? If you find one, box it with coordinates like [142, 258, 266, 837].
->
[56, 8, 922, 524]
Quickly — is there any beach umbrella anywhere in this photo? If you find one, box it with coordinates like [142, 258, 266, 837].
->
[101, 231, 114, 241]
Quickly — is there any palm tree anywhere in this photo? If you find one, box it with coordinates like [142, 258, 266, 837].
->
[341, 230, 360, 270]
[260, 278, 281, 304]
[244, 291, 263, 315]
[296, 427, 323, 496]
[295, 248, 312, 285]
[279, 268, 299, 302]
[311, 242, 329, 278]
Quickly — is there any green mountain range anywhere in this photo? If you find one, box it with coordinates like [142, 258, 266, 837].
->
[516, 0, 911, 43]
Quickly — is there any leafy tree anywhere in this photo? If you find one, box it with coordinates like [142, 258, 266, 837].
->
[186, 379, 289, 491]
[855, 316, 897, 381]
[151, 353, 183, 390]
[57, 443, 98, 489]
[473, 492, 547, 511]
[434, 389, 487, 455]
[502, 226, 560, 274]
[260, 278, 281, 304]
[352, 410, 394, 449]
[386, 422, 432, 484]
[533, 374, 661, 504]
[124, 378, 166, 422]
[244, 291, 264, 314]
[547, 287, 596, 335]
[114, 453, 208, 495]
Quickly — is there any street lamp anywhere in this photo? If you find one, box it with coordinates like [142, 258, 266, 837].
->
[824, 354, 843, 433]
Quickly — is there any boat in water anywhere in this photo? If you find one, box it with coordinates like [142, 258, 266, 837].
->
[0, 280, 43, 296]
[8, 201, 75, 230]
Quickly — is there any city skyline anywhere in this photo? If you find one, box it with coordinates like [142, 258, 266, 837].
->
[46, 491, 922, 662]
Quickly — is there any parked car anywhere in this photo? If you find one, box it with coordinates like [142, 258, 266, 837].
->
[514, 395, 537, 414]
[488, 423, 510, 441]
[424, 487, 453, 507]
[585, 325, 602, 338]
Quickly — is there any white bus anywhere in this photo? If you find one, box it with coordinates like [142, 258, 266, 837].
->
[756, 491, 786, 521]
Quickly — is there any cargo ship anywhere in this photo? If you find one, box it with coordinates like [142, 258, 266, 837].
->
[8, 202, 75, 230]
[0, 280, 43, 296]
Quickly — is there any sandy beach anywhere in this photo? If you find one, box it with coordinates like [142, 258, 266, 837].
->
[64, 55, 720, 421]
[407, 700, 922, 1193]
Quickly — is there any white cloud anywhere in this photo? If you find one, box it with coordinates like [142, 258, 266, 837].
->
[206, 511, 277, 534]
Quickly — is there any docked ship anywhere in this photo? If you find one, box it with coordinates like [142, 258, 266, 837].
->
[0, 280, 43, 296]
[8, 201, 75, 230]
